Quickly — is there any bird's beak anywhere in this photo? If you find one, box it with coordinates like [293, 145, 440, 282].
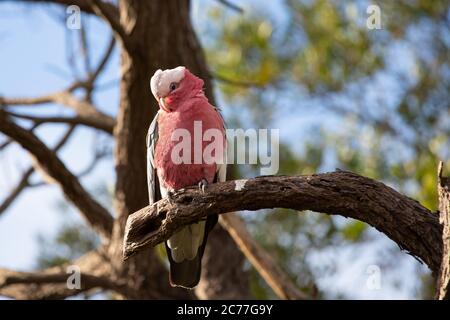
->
[159, 97, 171, 113]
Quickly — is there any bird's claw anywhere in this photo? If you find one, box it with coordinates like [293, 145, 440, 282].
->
[198, 178, 208, 194]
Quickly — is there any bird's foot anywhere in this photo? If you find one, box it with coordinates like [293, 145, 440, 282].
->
[166, 190, 176, 205]
[198, 178, 208, 194]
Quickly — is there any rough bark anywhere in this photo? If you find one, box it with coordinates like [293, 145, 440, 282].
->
[0, 249, 110, 299]
[124, 172, 443, 275]
[436, 161, 450, 300]
[0, 88, 115, 134]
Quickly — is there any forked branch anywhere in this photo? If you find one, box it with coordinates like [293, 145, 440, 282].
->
[123, 172, 442, 275]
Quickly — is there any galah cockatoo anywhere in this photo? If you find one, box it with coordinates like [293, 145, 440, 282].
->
[148, 66, 226, 288]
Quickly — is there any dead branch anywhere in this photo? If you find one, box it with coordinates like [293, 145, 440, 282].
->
[0, 111, 113, 238]
[0, 168, 33, 216]
[0, 90, 115, 134]
[123, 172, 443, 276]
[6, 111, 113, 134]
[17, 0, 119, 19]
[0, 248, 115, 299]
[0, 269, 134, 298]
[436, 161, 450, 300]
[220, 214, 308, 300]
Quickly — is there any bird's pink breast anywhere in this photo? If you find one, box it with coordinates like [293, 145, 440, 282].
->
[154, 98, 225, 190]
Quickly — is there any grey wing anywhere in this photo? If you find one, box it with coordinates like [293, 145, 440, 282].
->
[147, 111, 161, 205]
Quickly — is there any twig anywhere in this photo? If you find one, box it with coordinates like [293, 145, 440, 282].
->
[216, 0, 244, 13]
[0, 168, 34, 216]
[0, 247, 126, 300]
[89, 36, 115, 83]
[0, 125, 76, 216]
[18, 0, 120, 18]
[0, 90, 115, 134]
[30, 145, 109, 188]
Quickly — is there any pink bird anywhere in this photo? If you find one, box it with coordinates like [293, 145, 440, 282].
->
[148, 66, 226, 288]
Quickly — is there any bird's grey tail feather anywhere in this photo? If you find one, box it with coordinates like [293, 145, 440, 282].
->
[167, 250, 202, 289]
[166, 214, 218, 288]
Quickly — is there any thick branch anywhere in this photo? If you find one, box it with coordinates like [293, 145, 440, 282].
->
[89, 36, 115, 84]
[6, 111, 113, 135]
[216, 0, 244, 13]
[436, 161, 450, 300]
[0, 269, 133, 298]
[0, 111, 113, 238]
[0, 91, 115, 134]
[16, 0, 119, 19]
[0, 248, 112, 299]
[123, 172, 443, 274]
[0, 168, 33, 216]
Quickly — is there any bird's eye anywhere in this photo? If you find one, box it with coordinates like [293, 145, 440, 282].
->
[169, 82, 178, 91]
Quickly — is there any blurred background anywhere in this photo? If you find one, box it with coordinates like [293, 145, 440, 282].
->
[0, 0, 449, 299]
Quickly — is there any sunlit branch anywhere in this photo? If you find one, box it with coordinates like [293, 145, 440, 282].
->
[0, 111, 113, 238]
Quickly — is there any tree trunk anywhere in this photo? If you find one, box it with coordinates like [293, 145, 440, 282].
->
[436, 162, 450, 299]
[110, 0, 249, 299]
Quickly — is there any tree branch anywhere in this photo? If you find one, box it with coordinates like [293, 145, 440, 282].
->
[0, 125, 76, 216]
[0, 248, 115, 299]
[0, 90, 115, 134]
[436, 161, 450, 300]
[123, 172, 443, 276]
[0, 111, 113, 238]
[0, 30, 116, 134]
[89, 0, 132, 51]
[220, 214, 308, 300]
[0, 168, 33, 216]
[89, 36, 115, 85]
[6, 111, 113, 135]
[15, 0, 119, 18]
